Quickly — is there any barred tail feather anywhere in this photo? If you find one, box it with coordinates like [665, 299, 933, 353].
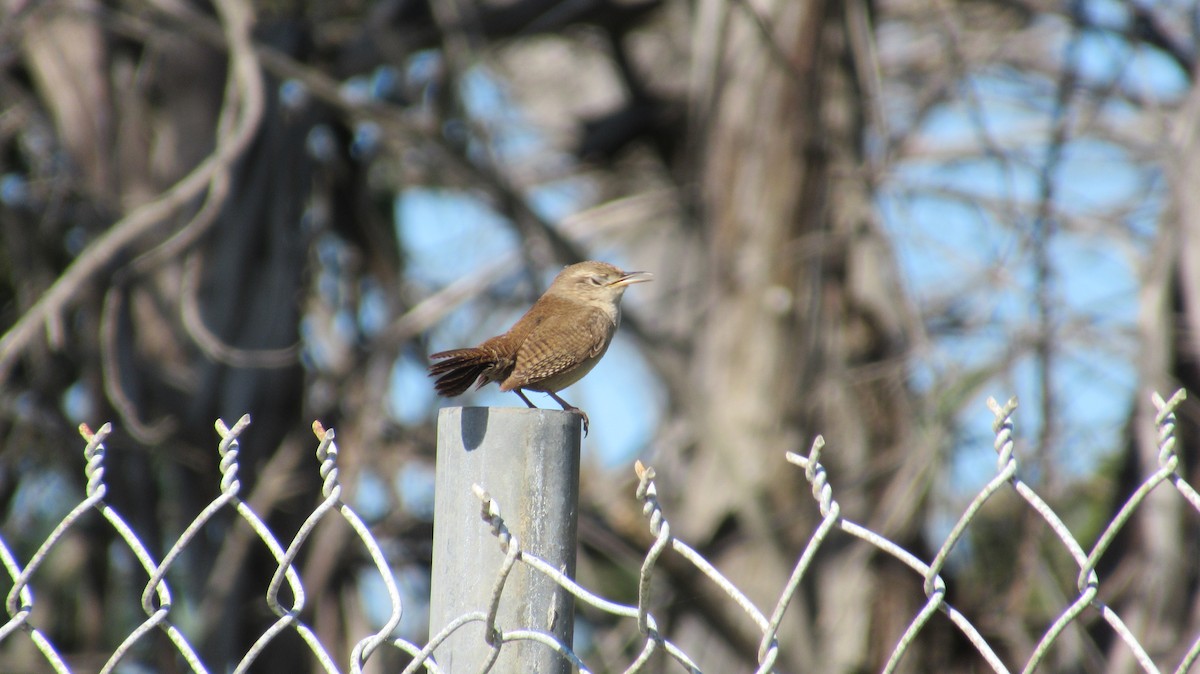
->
[429, 348, 494, 397]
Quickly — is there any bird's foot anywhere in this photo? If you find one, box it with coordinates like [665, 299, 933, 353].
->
[514, 389, 538, 408]
[547, 392, 589, 437]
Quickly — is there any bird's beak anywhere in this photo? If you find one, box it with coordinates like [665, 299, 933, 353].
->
[611, 271, 653, 287]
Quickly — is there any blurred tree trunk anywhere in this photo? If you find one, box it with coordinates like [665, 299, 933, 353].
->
[671, 0, 952, 670]
[1099, 72, 1200, 674]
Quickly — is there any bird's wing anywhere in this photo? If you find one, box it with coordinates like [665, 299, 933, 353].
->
[503, 306, 614, 390]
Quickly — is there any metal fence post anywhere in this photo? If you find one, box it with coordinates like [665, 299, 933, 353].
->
[429, 406, 580, 673]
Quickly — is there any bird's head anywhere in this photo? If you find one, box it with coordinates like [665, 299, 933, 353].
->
[548, 261, 653, 306]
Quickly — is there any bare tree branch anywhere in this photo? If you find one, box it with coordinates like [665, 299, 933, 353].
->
[0, 0, 265, 381]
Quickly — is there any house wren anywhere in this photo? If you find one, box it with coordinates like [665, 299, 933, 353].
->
[428, 261, 652, 435]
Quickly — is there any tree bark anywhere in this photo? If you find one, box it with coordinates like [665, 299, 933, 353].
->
[676, 0, 940, 670]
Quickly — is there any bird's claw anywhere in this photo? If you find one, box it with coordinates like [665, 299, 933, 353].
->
[546, 391, 589, 437]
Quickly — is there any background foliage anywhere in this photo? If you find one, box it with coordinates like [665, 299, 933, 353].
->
[1, 0, 1198, 671]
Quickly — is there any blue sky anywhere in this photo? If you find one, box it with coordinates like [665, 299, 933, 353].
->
[878, 12, 1187, 488]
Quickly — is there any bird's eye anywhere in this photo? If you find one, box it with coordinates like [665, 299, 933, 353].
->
[587, 276, 604, 286]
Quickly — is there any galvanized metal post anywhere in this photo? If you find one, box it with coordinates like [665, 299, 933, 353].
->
[429, 407, 580, 673]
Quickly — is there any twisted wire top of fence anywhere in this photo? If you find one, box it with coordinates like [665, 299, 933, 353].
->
[1, 392, 1198, 673]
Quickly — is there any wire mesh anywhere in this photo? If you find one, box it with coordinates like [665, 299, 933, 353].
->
[1, 391, 1198, 673]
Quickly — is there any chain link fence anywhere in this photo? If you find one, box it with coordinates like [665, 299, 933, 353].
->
[2, 391, 1198, 673]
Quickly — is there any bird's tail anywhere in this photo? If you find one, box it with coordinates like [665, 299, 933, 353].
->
[428, 348, 497, 397]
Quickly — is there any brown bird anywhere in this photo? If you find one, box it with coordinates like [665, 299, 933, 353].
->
[429, 261, 652, 435]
